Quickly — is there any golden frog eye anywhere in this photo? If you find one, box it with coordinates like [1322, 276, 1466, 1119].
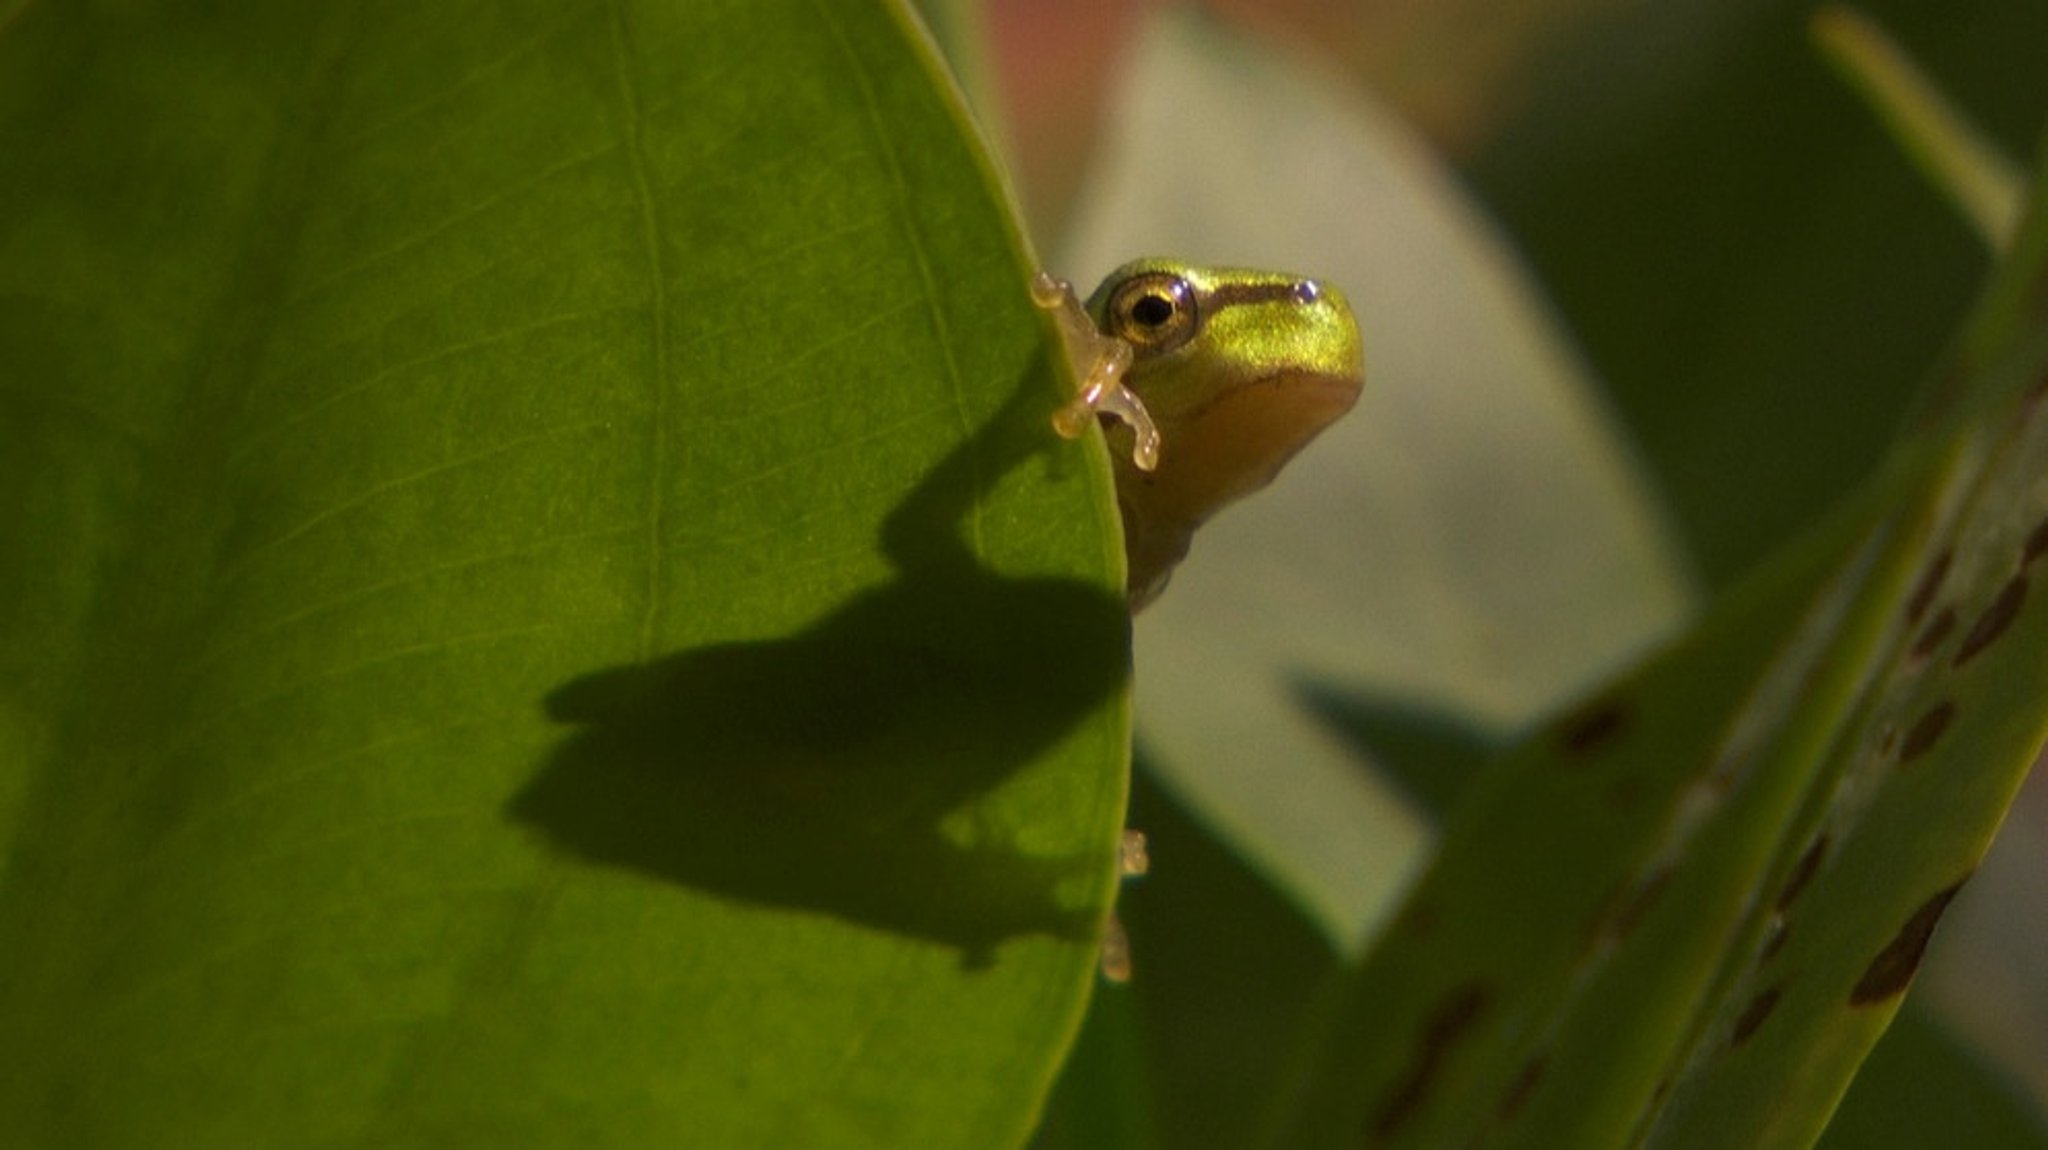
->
[1106, 272, 1198, 354]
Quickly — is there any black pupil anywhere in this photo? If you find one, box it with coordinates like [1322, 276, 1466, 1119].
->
[1130, 294, 1175, 327]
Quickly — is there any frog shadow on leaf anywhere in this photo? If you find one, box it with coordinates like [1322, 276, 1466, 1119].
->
[507, 356, 1130, 964]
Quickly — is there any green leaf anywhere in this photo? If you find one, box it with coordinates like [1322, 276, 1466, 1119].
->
[0, 2, 1129, 1146]
[1473, 1, 2048, 587]
[1264, 145, 2048, 1147]
[1818, 1003, 2048, 1150]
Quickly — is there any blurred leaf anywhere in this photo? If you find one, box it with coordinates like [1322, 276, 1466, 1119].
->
[1291, 682, 1504, 820]
[1471, 0, 2048, 586]
[1265, 150, 2048, 1148]
[1809, 5, 2026, 249]
[1206, 0, 1634, 153]
[1818, 1003, 2048, 1150]
[1031, 965, 1158, 1150]
[1036, 762, 1343, 1150]
[910, 0, 1001, 136]
[0, 2, 1130, 1146]
[1920, 768, 2048, 1126]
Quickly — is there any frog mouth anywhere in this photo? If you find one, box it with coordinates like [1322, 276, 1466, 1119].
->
[1186, 367, 1360, 448]
[1134, 367, 1361, 522]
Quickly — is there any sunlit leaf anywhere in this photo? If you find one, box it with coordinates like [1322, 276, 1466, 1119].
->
[0, 2, 1129, 1145]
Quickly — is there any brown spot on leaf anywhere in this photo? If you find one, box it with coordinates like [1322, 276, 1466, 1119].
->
[1497, 1056, 1548, 1121]
[1907, 607, 1956, 665]
[1897, 701, 1957, 765]
[1776, 835, 1829, 911]
[2025, 515, 2048, 568]
[1556, 697, 1628, 759]
[1850, 880, 1968, 1006]
[1732, 986, 1782, 1047]
[1371, 983, 1492, 1142]
[1612, 867, 1674, 940]
[2025, 373, 2048, 422]
[1953, 575, 2029, 668]
[1903, 550, 1952, 626]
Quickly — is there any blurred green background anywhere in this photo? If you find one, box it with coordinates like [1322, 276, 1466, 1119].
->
[957, 0, 2048, 1143]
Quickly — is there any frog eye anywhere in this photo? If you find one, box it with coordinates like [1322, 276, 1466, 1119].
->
[1106, 272, 1198, 353]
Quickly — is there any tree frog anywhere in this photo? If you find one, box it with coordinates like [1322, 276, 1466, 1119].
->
[1035, 260, 1364, 608]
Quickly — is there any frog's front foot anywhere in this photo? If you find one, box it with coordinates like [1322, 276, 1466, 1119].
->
[1118, 828, 1149, 876]
[1034, 272, 1162, 472]
[1095, 828, 1150, 984]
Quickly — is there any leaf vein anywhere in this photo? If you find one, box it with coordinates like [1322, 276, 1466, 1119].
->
[231, 303, 636, 468]
[223, 416, 616, 581]
[605, 0, 673, 658]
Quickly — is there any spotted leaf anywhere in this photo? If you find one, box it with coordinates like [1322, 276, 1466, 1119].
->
[1267, 145, 2048, 1149]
